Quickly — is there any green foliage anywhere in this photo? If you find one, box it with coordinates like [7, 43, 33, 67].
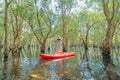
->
[0, 9, 4, 41]
[0, 15, 4, 27]
[57, 0, 75, 14]
[0, 0, 119, 47]
[67, 16, 79, 42]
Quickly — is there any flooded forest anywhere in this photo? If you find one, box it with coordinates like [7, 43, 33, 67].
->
[0, 0, 120, 80]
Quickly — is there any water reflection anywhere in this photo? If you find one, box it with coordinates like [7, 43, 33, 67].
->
[0, 48, 120, 80]
[77, 59, 96, 80]
[101, 49, 120, 80]
[104, 63, 120, 80]
[11, 56, 21, 79]
[2, 56, 21, 80]
[49, 60, 66, 80]
[50, 61, 58, 80]
[0, 56, 39, 80]
[2, 62, 8, 80]
[29, 56, 75, 80]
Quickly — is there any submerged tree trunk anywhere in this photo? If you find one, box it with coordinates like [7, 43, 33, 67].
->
[61, 6, 68, 52]
[4, 0, 9, 62]
[82, 30, 90, 61]
[4, 0, 13, 62]
[82, 49, 89, 61]
[62, 16, 67, 52]
[11, 7, 22, 57]
[101, 23, 113, 66]
[101, 0, 119, 66]
[79, 22, 96, 60]
[40, 43, 46, 53]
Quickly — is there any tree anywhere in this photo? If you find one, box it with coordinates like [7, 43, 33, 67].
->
[3, 0, 13, 62]
[57, 0, 74, 52]
[10, 5, 23, 56]
[76, 10, 101, 60]
[19, 0, 54, 53]
[101, 0, 120, 66]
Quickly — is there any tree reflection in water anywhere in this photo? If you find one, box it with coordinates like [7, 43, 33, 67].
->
[1, 48, 120, 80]
[77, 60, 96, 80]
[50, 61, 59, 80]
[2, 62, 8, 80]
[2, 56, 22, 80]
[39, 56, 74, 80]
[11, 56, 21, 79]
[103, 55, 120, 80]
[50, 59, 71, 80]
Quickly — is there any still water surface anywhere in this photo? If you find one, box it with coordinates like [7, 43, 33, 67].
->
[0, 48, 120, 80]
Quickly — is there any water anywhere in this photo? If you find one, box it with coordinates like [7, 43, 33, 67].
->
[0, 47, 120, 80]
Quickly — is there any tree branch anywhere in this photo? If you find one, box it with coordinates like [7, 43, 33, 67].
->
[102, 0, 110, 20]
[28, 19, 42, 45]
[7, 0, 13, 5]
[34, 1, 45, 38]
[110, 0, 115, 21]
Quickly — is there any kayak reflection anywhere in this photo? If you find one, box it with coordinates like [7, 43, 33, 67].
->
[29, 55, 76, 80]
[39, 56, 75, 65]
[40, 56, 74, 80]
[49, 56, 73, 80]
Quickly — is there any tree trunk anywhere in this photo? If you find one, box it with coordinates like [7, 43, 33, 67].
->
[11, 10, 22, 57]
[62, 12, 67, 52]
[40, 43, 46, 53]
[4, 0, 9, 62]
[3, 0, 13, 62]
[62, 29, 67, 52]
[101, 24, 113, 66]
[101, 0, 117, 66]
[28, 8, 52, 53]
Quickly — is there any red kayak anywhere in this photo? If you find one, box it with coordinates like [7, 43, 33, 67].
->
[40, 52, 75, 59]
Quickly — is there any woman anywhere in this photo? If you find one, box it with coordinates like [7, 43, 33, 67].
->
[56, 36, 62, 53]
